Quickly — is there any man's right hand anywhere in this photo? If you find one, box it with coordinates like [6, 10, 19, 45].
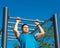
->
[16, 17, 21, 23]
[14, 17, 21, 38]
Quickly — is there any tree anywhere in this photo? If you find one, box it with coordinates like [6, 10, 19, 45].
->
[37, 24, 55, 48]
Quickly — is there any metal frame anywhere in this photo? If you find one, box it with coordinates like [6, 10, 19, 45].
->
[53, 14, 59, 48]
[2, 7, 8, 48]
[1, 6, 59, 48]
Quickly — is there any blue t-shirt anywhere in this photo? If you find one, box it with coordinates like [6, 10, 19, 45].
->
[17, 33, 38, 48]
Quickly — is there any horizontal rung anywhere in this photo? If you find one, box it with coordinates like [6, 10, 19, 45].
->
[0, 38, 17, 40]
[9, 16, 44, 22]
[8, 30, 22, 33]
[0, 33, 15, 36]
[8, 22, 36, 26]
[0, 36, 16, 39]
[8, 26, 35, 30]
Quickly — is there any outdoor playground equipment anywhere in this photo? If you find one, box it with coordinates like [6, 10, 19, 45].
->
[0, 7, 59, 48]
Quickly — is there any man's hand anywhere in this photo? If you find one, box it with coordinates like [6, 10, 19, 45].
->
[16, 17, 21, 23]
[34, 19, 39, 25]
[34, 19, 45, 39]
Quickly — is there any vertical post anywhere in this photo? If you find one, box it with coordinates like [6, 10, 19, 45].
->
[53, 14, 59, 48]
[2, 7, 8, 48]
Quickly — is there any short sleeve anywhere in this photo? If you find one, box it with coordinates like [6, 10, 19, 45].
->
[16, 34, 21, 42]
[34, 35, 38, 41]
[31, 34, 37, 41]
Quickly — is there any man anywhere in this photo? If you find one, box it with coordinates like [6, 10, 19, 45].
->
[13, 17, 45, 48]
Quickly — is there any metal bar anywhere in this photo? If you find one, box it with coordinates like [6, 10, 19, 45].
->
[30, 17, 52, 34]
[8, 30, 22, 33]
[8, 26, 35, 30]
[9, 16, 44, 22]
[7, 36, 16, 39]
[7, 34, 15, 36]
[0, 38, 17, 41]
[0, 33, 15, 36]
[8, 21, 36, 26]
[53, 14, 59, 48]
[0, 30, 22, 34]
[2, 7, 8, 48]
[0, 36, 16, 39]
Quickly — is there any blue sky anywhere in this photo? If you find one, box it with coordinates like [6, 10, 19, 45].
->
[0, 0, 60, 48]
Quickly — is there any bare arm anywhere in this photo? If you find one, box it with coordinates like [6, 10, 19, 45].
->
[34, 19, 45, 39]
[13, 17, 21, 38]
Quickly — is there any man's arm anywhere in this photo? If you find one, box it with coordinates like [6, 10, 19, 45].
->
[34, 19, 45, 39]
[13, 17, 21, 38]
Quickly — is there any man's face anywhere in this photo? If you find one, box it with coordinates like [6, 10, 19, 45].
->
[22, 25, 29, 33]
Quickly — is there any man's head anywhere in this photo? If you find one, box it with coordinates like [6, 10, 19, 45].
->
[21, 24, 29, 33]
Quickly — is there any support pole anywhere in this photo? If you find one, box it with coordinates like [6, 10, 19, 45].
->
[2, 7, 8, 48]
[53, 14, 59, 48]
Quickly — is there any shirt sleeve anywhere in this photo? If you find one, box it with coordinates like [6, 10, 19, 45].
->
[16, 34, 21, 42]
[31, 34, 38, 41]
[34, 35, 38, 41]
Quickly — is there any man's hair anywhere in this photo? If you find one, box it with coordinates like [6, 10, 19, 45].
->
[21, 24, 28, 30]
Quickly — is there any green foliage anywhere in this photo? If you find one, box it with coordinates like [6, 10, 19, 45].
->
[14, 43, 19, 48]
[37, 24, 55, 48]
